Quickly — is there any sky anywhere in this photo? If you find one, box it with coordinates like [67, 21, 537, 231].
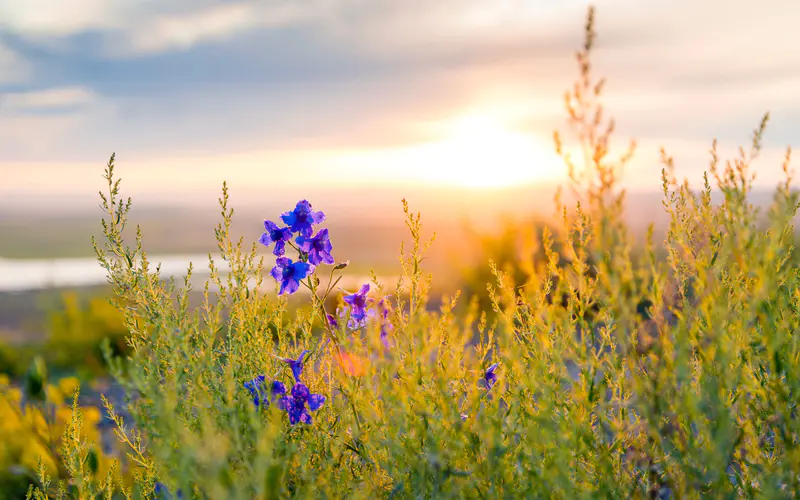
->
[1, 0, 799, 213]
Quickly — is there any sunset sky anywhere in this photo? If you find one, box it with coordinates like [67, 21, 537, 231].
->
[1, 0, 799, 211]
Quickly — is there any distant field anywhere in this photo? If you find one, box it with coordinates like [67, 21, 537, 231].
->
[0, 205, 454, 265]
[0, 206, 465, 342]
[3, 189, 786, 260]
[0, 286, 106, 343]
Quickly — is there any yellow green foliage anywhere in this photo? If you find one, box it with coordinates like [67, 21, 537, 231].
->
[0, 375, 112, 499]
[45, 292, 129, 376]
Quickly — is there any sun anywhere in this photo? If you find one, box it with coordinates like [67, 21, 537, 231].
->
[396, 113, 562, 188]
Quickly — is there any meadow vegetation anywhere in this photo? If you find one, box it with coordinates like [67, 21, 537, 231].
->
[2, 6, 799, 499]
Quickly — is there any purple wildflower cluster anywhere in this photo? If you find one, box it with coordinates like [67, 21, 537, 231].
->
[260, 200, 333, 295]
[325, 284, 394, 352]
[253, 201, 501, 428]
[244, 350, 326, 425]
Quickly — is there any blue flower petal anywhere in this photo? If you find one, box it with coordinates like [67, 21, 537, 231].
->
[307, 393, 325, 411]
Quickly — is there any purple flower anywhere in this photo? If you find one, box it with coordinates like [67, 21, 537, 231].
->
[281, 200, 326, 238]
[343, 284, 373, 328]
[326, 313, 339, 329]
[259, 220, 293, 256]
[277, 382, 326, 425]
[270, 257, 314, 295]
[244, 376, 287, 408]
[482, 363, 499, 390]
[296, 228, 334, 266]
[378, 297, 393, 350]
[280, 350, 309, 382]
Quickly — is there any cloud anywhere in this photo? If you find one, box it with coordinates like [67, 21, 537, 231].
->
[0, 0, 124, 36]
[1, 85, 96, 112]
[0, 42, 31, 83]
[0, 85, 113, 159]
[110, 2, 319, 57]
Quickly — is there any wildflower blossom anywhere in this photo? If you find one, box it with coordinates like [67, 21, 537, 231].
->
[482, 363, 499, 390]
[281, 200, 326, 237]
[378, 297, 393, 350]
[243, 375, 287, 408]
[296, 228, 334, 266]
[271, 257, 314, 295]
[278, 382, 326, 425]
[279, 350, 309, 382]
[343, 284, 373, 328]
[259, 220, 293, 256]
[326, 313, 339, 329]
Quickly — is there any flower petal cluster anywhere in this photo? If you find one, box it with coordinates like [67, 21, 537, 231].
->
[482, 363, 499, 390]
[296, 228, 334, 266]
[259, 220, 292, 256]
[244, 350, 325, 426]
[260, 200, 333, 295]
[277, 382, 326, 425]
[243, 375, 287, 408]
[281, 200, 326, 237]
[343, 284, 374, 328]
[280, 349, 309, 382]
[270, 257, 314, 295]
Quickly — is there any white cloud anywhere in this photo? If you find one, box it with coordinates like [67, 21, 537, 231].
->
[0, 86, 114, 161]
[115, 2, 314, 56]
[0, 0, 318, 57]
[1, 86, 96, 111]
[0, 0, 130, 35]
[0, 43, 31, 83]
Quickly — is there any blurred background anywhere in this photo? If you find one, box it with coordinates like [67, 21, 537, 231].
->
[1, 0, 799, 382]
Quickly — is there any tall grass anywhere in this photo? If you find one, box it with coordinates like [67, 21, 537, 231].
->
[21, 5, 800, 499]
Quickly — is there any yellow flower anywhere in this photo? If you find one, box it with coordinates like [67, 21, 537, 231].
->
[58, 377, 80, 398]
[82, 406, 102, 424]
[46, 384, 64, 406]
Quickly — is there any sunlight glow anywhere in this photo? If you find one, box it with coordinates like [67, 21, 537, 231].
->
[392, 113, 563, 188]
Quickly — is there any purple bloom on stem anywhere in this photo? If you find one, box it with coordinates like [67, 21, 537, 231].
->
[378, 297, 391, 322]
[259, 220, 293, 256]
[326, 313, 339, 329]
[277, 382, 326, 425]
[296, 228, 334, 266]
[244, 376, 287, 408]
[270, 257, 314, 295]
[343, 284, 373, 328]
[482, 363, 499, 390]
[378, 297, 393, 350]
[380, 324, 392, 351]
[281, 200, 326, 237]
[280, 350, 309, 382]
